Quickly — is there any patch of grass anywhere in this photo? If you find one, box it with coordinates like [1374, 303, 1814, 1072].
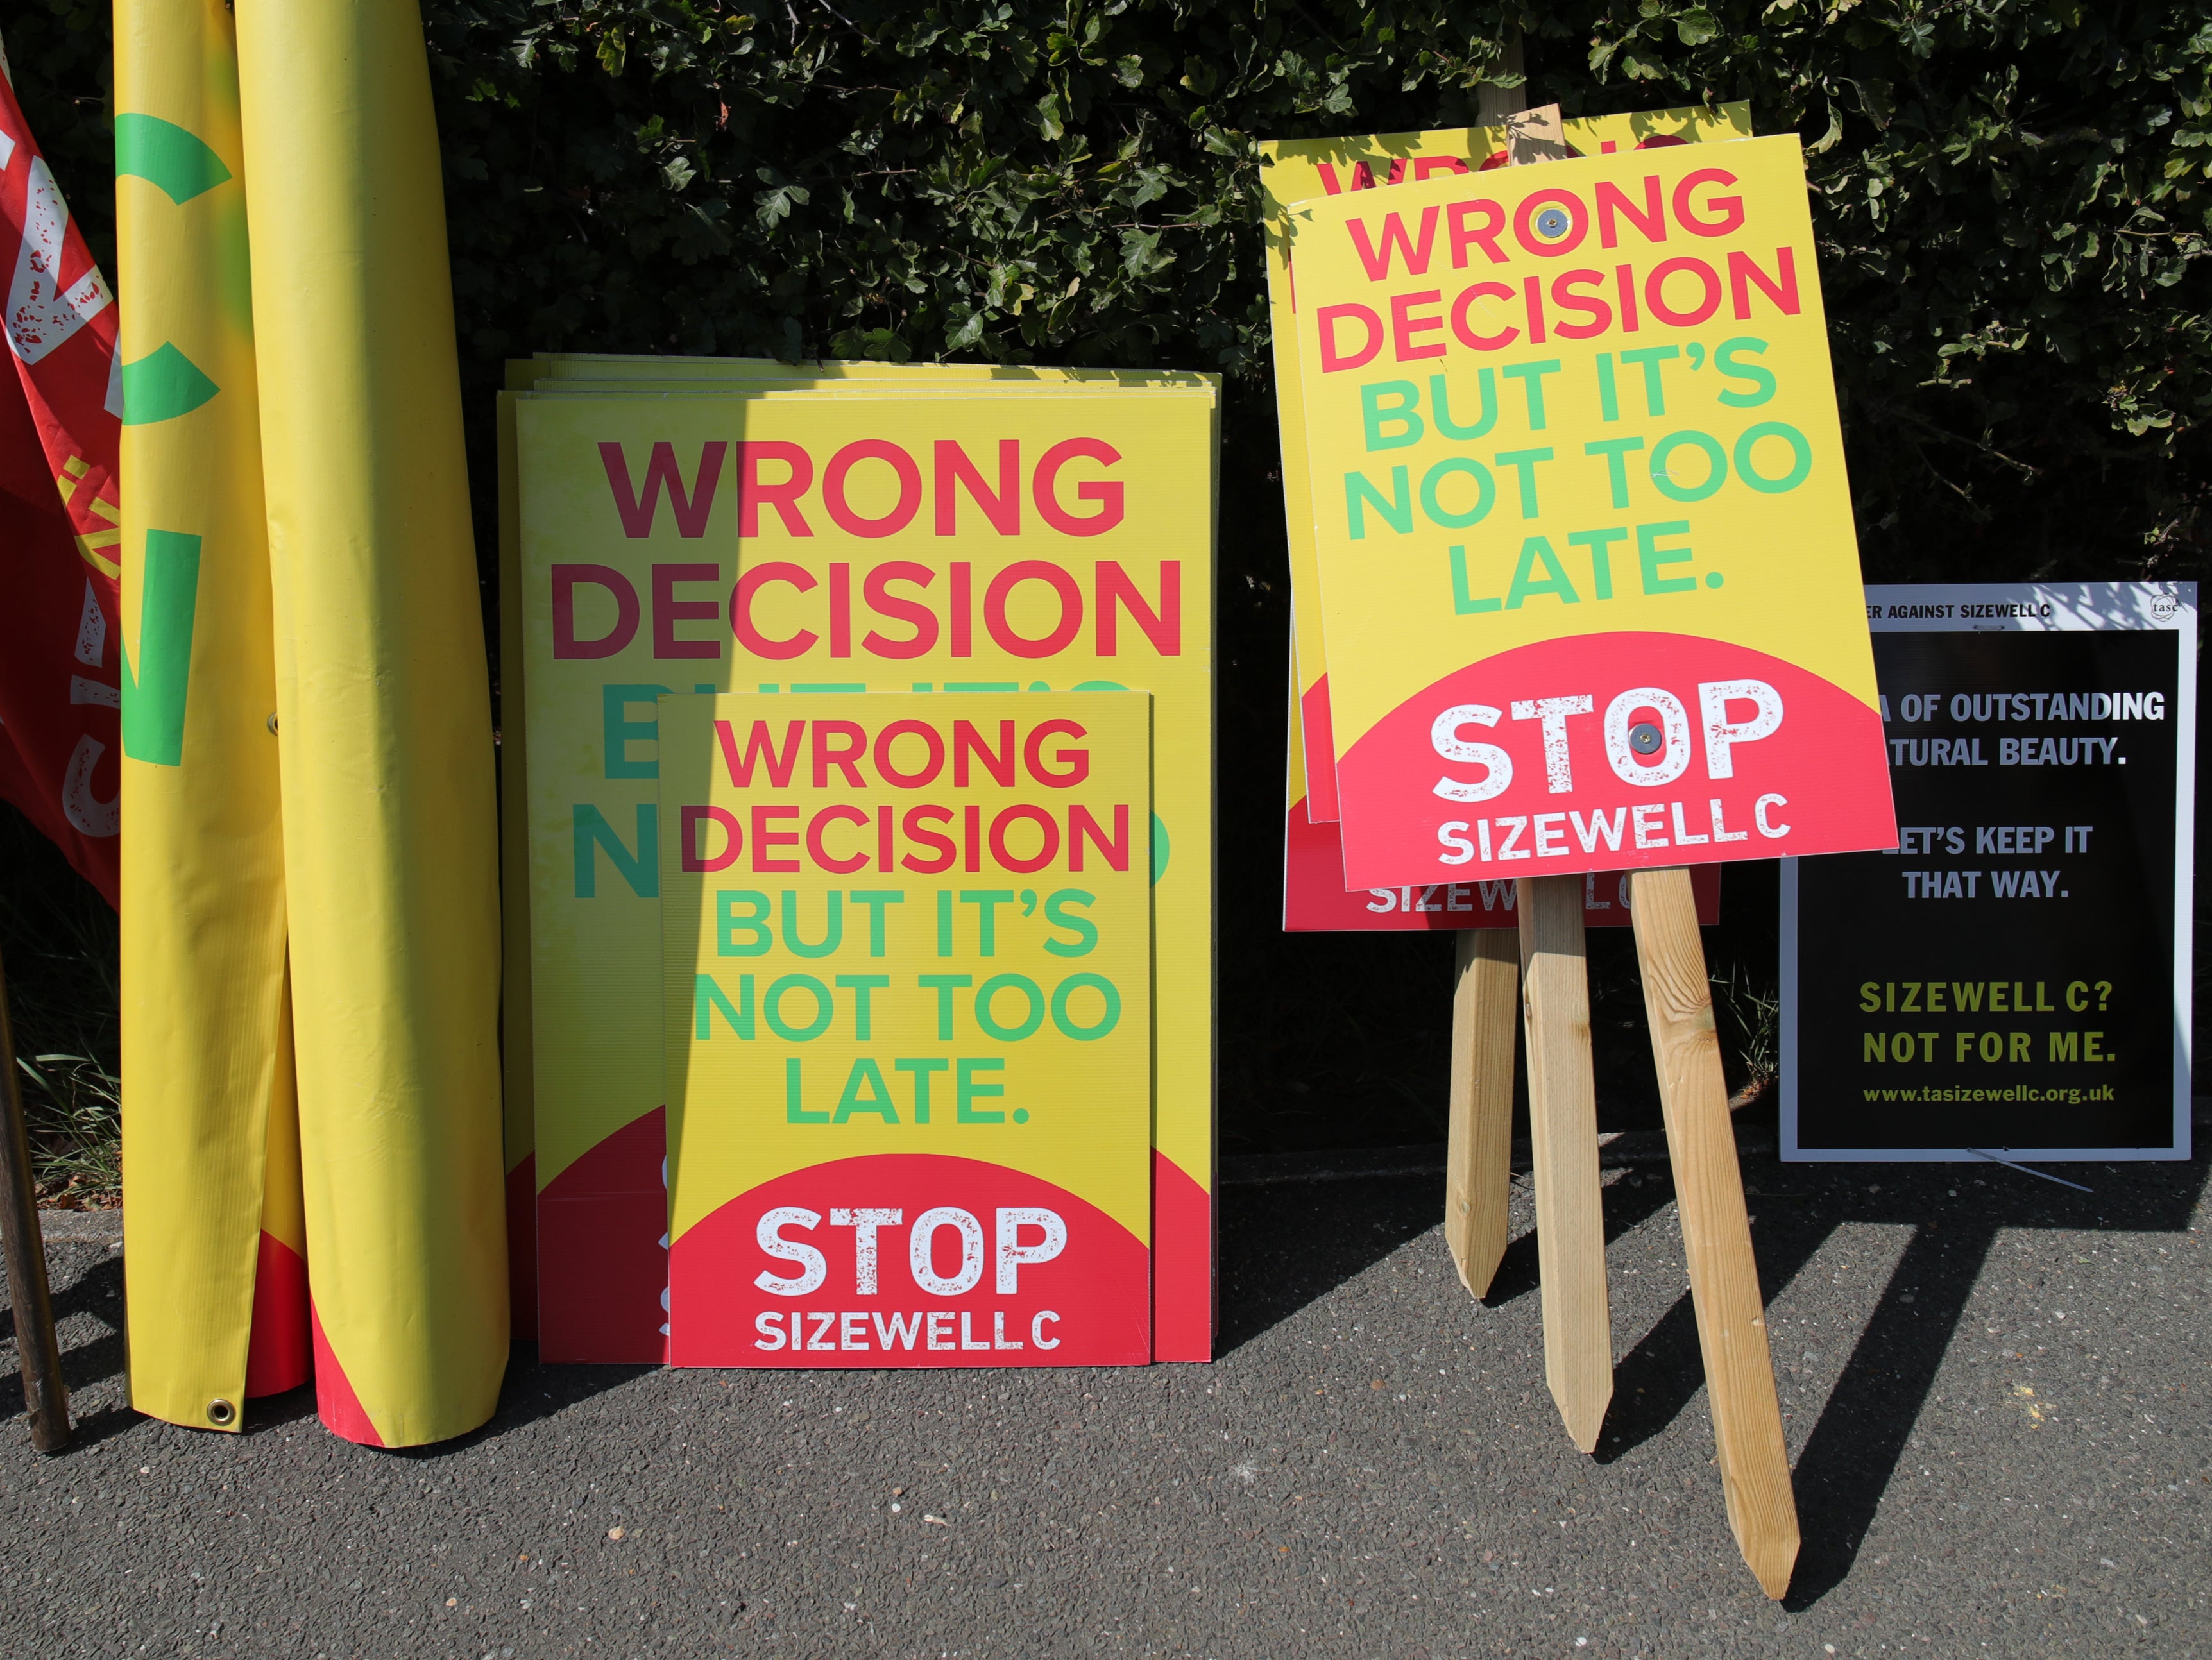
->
[0, 805, 119, 1207]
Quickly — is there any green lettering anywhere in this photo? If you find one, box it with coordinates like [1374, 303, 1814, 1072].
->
[1505, 536, 1579, 609]
[573, 804, 657, 898]
[119, 529, 201, 766]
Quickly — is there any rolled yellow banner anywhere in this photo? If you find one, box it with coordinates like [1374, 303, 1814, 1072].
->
[115, 0, 303, 1432]
[232, 0, 507, 1444]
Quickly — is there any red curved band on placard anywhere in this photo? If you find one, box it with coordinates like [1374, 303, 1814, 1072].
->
[310, 1301, 384, 1446]
[1150, 1151, 1212, 1362]
[244, 1232, 311, 1398]
[670, 1153, 1150, 1368]
[1336, 632, 1895, 891]
[1299, 675, 1340, 822]
[537, 1108, 669, 1364]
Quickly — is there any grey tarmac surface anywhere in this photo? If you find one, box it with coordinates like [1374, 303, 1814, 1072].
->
[0, 1146, 2206, 1659]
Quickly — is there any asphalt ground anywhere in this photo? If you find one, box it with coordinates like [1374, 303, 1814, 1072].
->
[1, 1146, 2206, 1659]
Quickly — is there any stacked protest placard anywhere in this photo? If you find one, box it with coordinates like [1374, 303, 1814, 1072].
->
[1264, 106, 1748, 926]
[502, 358, 1216, 1366]
[1273, 128, 1898, 895]
[661, 691, 1154, 1364]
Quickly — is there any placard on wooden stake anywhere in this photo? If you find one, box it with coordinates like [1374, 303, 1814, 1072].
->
[1314, 87, 1846, 1599]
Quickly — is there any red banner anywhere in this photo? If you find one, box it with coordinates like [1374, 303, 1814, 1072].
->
[1, 53, 122, 903]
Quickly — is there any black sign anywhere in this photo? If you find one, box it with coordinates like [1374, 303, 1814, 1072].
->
[1784, 588, 2193, 1158]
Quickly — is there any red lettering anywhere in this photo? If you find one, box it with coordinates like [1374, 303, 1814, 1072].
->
[1615, 264, 1641, 334]
[1068, 804, 1131, 873]
[1646, 257, 1723, 327]
[1513, 187, 1588, 258]
[715, 719, 802, 788]
[1413, 157, 1469, 182]
[1523, 275, 1548, 344]
[1449, 284, 1519, 351]
[900, 805, 956, 873]
[953, 719, 1016, 788]
[811, 720, 867, 788]
[652, 563, 722, 659]
[1317, 303, 1384, 372]
[751, 805, 801, 873]
[950, 562, 973, 657]
[1446, 199, 1508, 267]
[985, 561, 1083, 658]
[1391, 290, 1446, 360]
[829, 562, 852, 658]
[873, 718, 946, 788]
[806, 806, 870, 876]
[680, 804, 740, 873]
[861, 561, 938, 659]
[1033, 439, 1124, 536]
[552, 565, 638, 659]
[822, 439, 922, 538]
[1549, 270, 1612, 341]
[1023, 719, 1089, 788]
[1095, 561, 1180, 657]
[598, 441, 725, 538]
[933, 439, 1021, 534]
[1673, 168, 1744, 237]
[1595, 176, 1666, 250]
[989, 806, 1060, 875]
[1313, 159, 1379, 196]
[736, 442, 814, 537]
[729, 563, 818, 659]
[963, 804, 982, 874]
[1345, 207, 1439, 279]
[1729, 248, 1801, 319]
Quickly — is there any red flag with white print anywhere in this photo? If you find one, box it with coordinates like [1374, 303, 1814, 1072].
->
[0, 40, 121, 904]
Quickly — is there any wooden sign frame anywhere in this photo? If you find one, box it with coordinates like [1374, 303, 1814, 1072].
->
[1431, 76, 1799, 1600]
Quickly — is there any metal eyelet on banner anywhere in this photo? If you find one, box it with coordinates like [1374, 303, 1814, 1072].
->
[207, 1398, 235, 1426]
[265, 713, 279, 735]
[1628, 722, 1663, 756]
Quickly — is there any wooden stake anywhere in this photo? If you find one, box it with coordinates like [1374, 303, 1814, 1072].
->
[0, 944, 71, 1453]
[1517, 875, 1611, 1453]
[1444, 929, 1517, 1297]
[1439, 24, 1541, 1310]
[1630, 867, 1798, 1599]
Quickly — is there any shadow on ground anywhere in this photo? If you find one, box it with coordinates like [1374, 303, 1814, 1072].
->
[1206, 1144, 2208, 1609]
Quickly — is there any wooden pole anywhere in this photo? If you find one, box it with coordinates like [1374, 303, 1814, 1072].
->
[1440, 29, 1536, 1309]
[1444, 928, 1517, 1296]
[1517, 874, 1611, 1453]
[1630, 867, 1796, 1598]
[0, 944, 71, 1453]
[1476, 34, 1524, 126]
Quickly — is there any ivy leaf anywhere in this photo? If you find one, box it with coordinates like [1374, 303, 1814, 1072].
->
[1675, 8, 1720, 46]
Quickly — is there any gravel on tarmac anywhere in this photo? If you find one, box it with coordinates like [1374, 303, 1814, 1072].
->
[1, 1148, 2205, 1659]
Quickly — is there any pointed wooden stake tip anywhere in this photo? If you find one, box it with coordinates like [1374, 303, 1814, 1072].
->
[1551, 1381, 1610, 1457]
[1744, 1528, 1799, 1601]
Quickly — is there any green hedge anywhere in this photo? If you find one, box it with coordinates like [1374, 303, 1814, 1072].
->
[10, 1, 2207, 1137]
[19, 1, 2209, 580]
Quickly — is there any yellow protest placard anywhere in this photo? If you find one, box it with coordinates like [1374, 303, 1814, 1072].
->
[660, 691, 1153, 1366]
[1263, 105, 1751, 823]
[511, 382, 1217, 1362]
[1289, 134, 1894, 889]
[495, 362, 1213, 1334]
